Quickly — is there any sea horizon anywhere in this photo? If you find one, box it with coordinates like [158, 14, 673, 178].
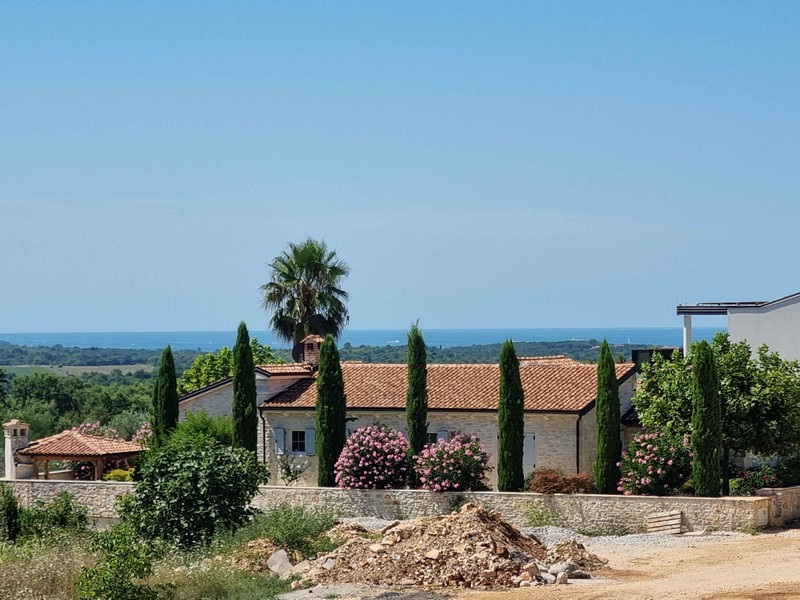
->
[0, 327, 723, 352]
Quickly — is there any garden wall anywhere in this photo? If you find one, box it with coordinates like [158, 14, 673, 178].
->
[5, 480, 798, 533]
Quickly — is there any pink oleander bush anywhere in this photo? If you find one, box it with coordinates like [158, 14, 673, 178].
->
[334, 424, 409, 489]
[617, 431, 692, 496]
[413, 432, 491, 492]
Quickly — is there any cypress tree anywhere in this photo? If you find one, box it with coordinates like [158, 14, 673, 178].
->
[497, 340, 525, 492]
[593, 340, 622, 493]
[692, 340, 722, 497]
[152, 345, 179, 444]
[232, 322, 257, 454]
[316, 334, 347, 487]
[406, 322, 428, 487]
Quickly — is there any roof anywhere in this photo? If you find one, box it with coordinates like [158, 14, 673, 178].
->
[18, 431, 143, 459]
[257, 363, 314, 376]
[677, 291, 800, 316]
[260, 359, 637, 413]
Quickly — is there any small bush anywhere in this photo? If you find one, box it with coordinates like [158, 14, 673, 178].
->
[730, 465, 778, 496]
[277, 454, 310, 486]
[413, 432, 491, 492]
[618, 431, 691, 496]
[104, 468, 135, 482]
[75, 523, 161, 600]
[775, 455, 800, 487]
[0, 484, 21, 543]
[170, 410, 233, 446]
[248, 504, 336, 559]
[334, 424, 409, 489]
[21, 491, 89, 540]
[121, 437, 268, 549]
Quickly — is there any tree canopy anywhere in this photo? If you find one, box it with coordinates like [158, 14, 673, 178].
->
[178, 338, 282, 395]
[497, 340, 525, 492]
[315, 335, 347, 487]
[261, 238, 350, 345]
[406, 322, 428, 487]
[691, 340, 722, 497]
[594, 340, 621, 493]
[633, 332, 800, 460]
[232, 322, 257, 454]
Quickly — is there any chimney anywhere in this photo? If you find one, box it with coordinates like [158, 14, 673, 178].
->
[3, 420, 30, 480]
[300, 335, 324, 367]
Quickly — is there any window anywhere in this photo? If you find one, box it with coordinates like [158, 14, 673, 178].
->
[426, 432, 439, 446]
[291, 430, 306, 454]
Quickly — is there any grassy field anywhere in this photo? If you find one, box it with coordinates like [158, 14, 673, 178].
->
[1, 364, 155, 377]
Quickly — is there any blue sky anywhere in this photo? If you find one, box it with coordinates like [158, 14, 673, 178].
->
[1, 2, 797, 333]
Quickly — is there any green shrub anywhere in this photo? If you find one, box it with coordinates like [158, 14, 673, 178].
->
[0, 484, 21, 543]
[75, 523, 161, 600]
[21, 491, 88, 539]
[730, 465, 778, 496]
[104, 468, 135, 482]
[121, 436, 268, 549]
[775, 455, 800, 487]
[248, 504, 336, 559]
[170, 410, 234, 446]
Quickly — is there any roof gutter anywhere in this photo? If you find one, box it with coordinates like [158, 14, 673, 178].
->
[575, 413, 582, 473]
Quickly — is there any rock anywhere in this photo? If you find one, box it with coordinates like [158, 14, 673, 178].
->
[286, 560, 313, 579]
[369, 544, 386, 554]
[290, 580, 304, 590]
[519, 571, 532, 582]
[380, 520, 401, 534]
[424, 549, 441, 560]
[521, 562, 540, 577]
[548, 561, 579, 574]
[267, 549, 293, 578]
[322, 558, 336, 571]
[570, 569, 591, 579]
[556, 572, 569, 585]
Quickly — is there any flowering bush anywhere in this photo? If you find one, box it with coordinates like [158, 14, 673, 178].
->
[413, 432, 491, 492]
[617, 431, 691, 496]
[334, 425, 409, 489]
[131, 422, 153, 446]
[730, 465, 778, 496]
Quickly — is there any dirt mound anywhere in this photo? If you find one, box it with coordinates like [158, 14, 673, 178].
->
[314, 503, 548, 589]
[546, 540, 607, 571]
[232, 538, 280, 571]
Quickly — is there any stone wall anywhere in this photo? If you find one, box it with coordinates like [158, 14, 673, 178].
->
[4, 478, 795, 533]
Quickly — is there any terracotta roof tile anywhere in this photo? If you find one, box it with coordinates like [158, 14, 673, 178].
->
[260, 360, 636, 413]
[257, 363, 314, 376]
[18, 431, 143, 458]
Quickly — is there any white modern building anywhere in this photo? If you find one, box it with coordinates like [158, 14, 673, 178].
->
[677, 291, 800, 360]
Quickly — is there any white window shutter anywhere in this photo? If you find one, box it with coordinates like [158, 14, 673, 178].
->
[523, 433, 536, 472]
[274, 427, 285, 456]
[305, 428, 316, 456]
[436, 428, 449, 442]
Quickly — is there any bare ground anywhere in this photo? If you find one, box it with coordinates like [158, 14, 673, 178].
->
[460, 529, 800, 600]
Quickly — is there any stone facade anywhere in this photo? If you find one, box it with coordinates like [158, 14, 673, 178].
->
[4, 479, 792, 533]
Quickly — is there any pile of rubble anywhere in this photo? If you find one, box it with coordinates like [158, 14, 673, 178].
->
[266, 503, 606, 589]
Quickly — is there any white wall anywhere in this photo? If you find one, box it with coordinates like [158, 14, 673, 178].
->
[728, 295, 800, 361]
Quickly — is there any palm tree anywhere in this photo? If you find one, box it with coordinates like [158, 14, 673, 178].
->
[261, 238, 350, 346]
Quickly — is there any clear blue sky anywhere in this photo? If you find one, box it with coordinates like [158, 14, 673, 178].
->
[1, 2, 797, 333]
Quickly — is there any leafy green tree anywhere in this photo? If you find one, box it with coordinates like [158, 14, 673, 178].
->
[691, 340, 722, 497]
[497, 340, 525, 492]
[633, 332, 800, 493]
[120, 436, 268, 548]
[178, 338, 282, 395]
[232, 322, 257, 454]
[406, 322, 428, 487]
[316, 335, 347, 487]
[594, 340, 622, 493]
[261, 238, 350, 345]
[151, 346, 178, 444]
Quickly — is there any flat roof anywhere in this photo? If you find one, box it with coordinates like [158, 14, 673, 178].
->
[677, 291, 800, 316]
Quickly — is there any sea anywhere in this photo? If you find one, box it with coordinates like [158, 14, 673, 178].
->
[0, 327, 723, 351]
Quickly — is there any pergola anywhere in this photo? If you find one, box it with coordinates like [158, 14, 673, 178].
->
[17, 430, 143, 480]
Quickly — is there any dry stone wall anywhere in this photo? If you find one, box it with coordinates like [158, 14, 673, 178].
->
[3, 479, 795, 533]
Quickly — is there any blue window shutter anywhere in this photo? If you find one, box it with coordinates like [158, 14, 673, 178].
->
[436, 428, 449, 442]
[523, 433, 536, 471]
[274, 427, 285, 456]
[305, 428, 316, 456]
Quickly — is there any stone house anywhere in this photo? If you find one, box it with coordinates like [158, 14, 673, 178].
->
[179, 336, 637, 488]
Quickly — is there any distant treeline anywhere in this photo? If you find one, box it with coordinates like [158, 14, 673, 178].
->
[274, 339, 652, 364]
[0, 341, 202, 373]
